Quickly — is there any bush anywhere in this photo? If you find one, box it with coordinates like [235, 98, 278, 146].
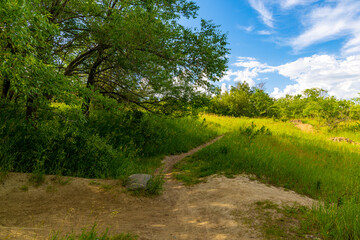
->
[0, 110, 128, 178]
[0, 105, 217, 179]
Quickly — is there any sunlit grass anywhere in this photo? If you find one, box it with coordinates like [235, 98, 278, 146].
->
[175, 114, 360, 239]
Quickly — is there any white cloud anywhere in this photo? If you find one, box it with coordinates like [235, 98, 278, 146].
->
[221, 57, 275, 88]
[233, 57, 275, 72]
[221, 69, 257, 87]
[237, 57, 257, 61]
[342, 33, 360, 55]
[226, 55, 360, 99]
[279, 0, 317, 9]
[248, 0, 274, 27]
[238, 25, 255, 32]
[258, 30, 272, 35]
[246, 0, 360, 54]
[270, 84, 302, 98]
[233, 59, 263, 68]
[271, 54, 360, 99]
[221, 83, 228, 94]
[289, 0, 360, 55]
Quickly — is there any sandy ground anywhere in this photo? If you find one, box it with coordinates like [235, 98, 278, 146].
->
[291, 120, 315, 133]
[0, 137, 315, 240]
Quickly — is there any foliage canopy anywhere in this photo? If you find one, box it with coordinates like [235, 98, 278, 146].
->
[1, 0, 229, 117]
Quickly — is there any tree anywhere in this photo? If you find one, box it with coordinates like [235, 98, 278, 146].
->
[1, 0, 229, 119]
[250, 88, 275, 117]
[208, 82, 277, 118]
[320, 97, 351, 130]
[0, 0, 80, 120]
[56, 0, 229, 116]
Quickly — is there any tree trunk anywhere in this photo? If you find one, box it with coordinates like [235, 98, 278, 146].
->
[1, 78, 10, 99]
[26, 95, 37, 121]
[2, 41, 14, 100]
[82, 53, 103, 118]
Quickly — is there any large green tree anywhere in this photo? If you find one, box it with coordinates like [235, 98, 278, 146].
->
[0, 0, 64, 119]
[1, 0, 229, 118]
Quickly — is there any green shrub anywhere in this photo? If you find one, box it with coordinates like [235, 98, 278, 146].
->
[0, 110, 129, 178]
[0, 105, 217, 180]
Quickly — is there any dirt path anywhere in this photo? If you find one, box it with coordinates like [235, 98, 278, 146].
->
[156, 135, 223, 174]
[0, 137, 315, 240]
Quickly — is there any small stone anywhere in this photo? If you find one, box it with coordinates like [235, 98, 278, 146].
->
[125, 174, 152, 190]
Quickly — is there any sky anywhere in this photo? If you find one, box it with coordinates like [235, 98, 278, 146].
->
[187, 0, 360, 99]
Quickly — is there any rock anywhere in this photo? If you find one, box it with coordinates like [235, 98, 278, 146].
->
[125, 174, 152, 190]
[331, 137, 354, 143]
[330, 137, 360, 145]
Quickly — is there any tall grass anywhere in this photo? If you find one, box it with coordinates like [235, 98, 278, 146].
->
[0, 104, 217, 179]
[175, 114, 360, 239]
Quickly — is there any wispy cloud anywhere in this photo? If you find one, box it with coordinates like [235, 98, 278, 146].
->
[258, 30, 272, 35]
[289, 0, 360, 55]
[237, 25, 254, 32]
[279, 0, 318, 9]
[248, 0, 274, 28]
[246, 0, 360, 54]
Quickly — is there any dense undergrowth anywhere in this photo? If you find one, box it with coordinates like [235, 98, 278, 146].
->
[0, 103, 217, 180]
[175, 114, 360, 239]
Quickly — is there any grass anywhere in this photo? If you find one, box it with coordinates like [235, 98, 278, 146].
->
[174, 114, 360, 239]
[51, 224, 137, 240]
[126, 174, 165, 196]
[19, 185, 28, 191]
[29, 172, 46, 187]
[144, 174, 165, 196]
[51, 175, 72, 185]
[234, 200, 319, 239]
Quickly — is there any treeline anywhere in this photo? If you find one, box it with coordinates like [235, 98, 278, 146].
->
[208, 82, 360, 129]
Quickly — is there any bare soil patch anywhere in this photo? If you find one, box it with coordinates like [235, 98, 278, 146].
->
[0, 137, 315, 240]
[290, 120, 315, 133]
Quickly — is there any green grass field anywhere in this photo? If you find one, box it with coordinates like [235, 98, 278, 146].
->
[175, 114, 360, 239]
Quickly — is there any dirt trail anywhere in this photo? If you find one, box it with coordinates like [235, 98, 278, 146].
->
[0, 137, 314, 240]
[156, 135, 223, 174]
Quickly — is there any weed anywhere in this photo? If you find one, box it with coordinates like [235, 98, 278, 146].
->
[29, 172, 45, 187]
[46, 185, 57, 192]
[145, 175, 164, 195]
[239, 122, 272, 144]
[101, 184, 113, 191]
[255, 200, 279, 210]
[0, 170, 7, 184]
[20, 185, 29, 191]
[89, 180, 101, 186]
[52, 175, 72, 185]
[51, 224, 138, 240]
[236, 200, 319, 239]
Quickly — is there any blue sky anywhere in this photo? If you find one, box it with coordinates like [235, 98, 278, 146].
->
[189, 0, 360, 99]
